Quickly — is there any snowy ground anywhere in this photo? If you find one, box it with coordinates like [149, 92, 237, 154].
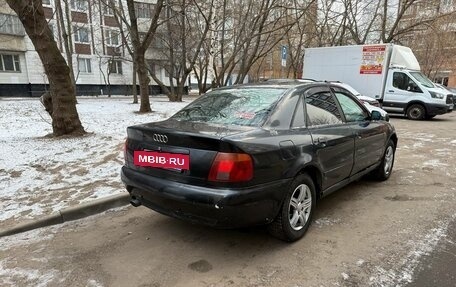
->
[0, 96, 192, 230]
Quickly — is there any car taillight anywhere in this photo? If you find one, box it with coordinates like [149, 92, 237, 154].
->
[208, 153, 253, 182]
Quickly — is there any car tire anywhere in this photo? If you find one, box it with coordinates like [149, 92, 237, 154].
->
[268, 173, 316, 242]
[372, 140, 395, 181]
[406, 104, 425, 120]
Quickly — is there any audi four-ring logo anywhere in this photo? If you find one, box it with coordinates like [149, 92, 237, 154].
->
[153, 134, 168, 143]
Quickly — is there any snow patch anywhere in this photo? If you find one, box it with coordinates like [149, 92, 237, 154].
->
[368, 221, 450, 286]
[0, 96, 191, 226]
[87, 279, 104, 287]
[0, 226, 57, 251]
[314, 217, 341, 227]
[0, 259, 58, 287]
[422, 159, 449, 168]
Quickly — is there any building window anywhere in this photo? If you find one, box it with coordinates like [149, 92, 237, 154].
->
[48, 23, 55, 39]
[147, 60, 156, 75]
[105, 29, 119, 46]
[134, 2, 154, 18]
[0, 54, 21, 72]
[74, 26, 90, 43]
[434, 76, 449, 86]
[42, 0, 51, 5]
[109, 60, 122, 74]
[78, 58, 92, 73]
[0, 13, 25, 36]
[104, 3, 114, 16]
[71, 0, 88, 12]
[151, 37, 164, 49]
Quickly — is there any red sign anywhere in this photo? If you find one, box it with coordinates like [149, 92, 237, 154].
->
[360, 45, 386, 75]
[134, 151, 190, 170]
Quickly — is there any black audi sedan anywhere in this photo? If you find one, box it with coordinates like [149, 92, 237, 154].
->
[121, 80, 397, 242]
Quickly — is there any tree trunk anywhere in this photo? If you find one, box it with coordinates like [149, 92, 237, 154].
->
[132, 60, 138, 103]
[136, 52, 151, 112]
[55, 0, 76, 87]
[7, 0, 84, 136]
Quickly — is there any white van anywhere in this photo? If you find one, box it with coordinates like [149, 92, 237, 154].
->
[303, 44, 454, 120]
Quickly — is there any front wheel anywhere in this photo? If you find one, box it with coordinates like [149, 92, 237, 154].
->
[268, 174, 316, 242]
[406, 104, 425, 120]
[372, 140, 395, 181]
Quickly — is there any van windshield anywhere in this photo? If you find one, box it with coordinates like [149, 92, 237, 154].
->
[410, 72, 434, 88]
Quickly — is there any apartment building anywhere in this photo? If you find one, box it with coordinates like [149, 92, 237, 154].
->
[398, 0, 456, 87]
[0, 0, 170, 97]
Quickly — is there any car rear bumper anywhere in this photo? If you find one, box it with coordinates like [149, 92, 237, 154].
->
[121, 166, 291, 228]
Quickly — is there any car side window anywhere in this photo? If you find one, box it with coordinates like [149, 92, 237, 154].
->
[305, 91, 343, 126]
[393, 72, 422, 93]
[291, 96, 305, 128]
[265, 92, 300, 129]
[333, 92, 368, 122]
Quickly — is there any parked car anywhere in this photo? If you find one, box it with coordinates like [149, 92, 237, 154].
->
[331, 82, 380, 107]
[332, 82, 389, 120]
[435, 83, 456, 105]
[121, 80, 398, 242]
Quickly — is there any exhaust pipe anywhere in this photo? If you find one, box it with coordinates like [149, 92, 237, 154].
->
[130, 196, 142, 207]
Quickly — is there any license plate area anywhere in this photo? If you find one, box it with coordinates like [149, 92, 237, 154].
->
[134, 150, 190, 170]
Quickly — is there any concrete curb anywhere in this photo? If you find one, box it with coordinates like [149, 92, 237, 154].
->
[0, 193, 130, 238]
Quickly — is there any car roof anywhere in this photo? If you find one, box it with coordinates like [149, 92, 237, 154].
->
[213, 79, 324, 91]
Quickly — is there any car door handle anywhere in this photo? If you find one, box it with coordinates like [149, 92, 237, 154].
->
[314, 137, 327, 147]
[388, 90, 394, 92]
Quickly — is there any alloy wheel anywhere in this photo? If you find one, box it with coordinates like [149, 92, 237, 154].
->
[384, 146, 394, 175]
[288, 184, 312, 231]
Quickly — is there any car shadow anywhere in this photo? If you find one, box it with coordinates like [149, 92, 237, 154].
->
[136, 177, 381, 251]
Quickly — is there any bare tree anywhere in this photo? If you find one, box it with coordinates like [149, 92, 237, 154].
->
[148, 0, 214, 101]
[284, 0, 318, 78]
[105, 0, 164, 112]
[397, 3, 456, 83]
[207, 0, 295, 86]
[6, 0, 84, 136]
[310, 0, 456, 48]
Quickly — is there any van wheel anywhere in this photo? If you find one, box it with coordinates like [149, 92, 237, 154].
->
[268, 174, 316, 242]
[372, 140, 395, 181]
[406, 104, 425, 120]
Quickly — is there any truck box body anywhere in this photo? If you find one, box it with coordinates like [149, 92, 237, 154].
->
[303, 44, 454, 119]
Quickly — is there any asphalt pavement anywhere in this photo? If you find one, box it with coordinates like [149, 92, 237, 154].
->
[407, 218, 456, 287]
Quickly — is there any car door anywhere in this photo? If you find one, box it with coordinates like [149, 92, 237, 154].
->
[331, 86, 387, 175]
[304, 86, 354, 190]
[383, 71, 423, 113]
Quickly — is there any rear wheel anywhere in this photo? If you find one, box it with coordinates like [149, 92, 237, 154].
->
[372, 140, 395, 181]
[406, 104, 425, 120]
[268, 174, 316, 242]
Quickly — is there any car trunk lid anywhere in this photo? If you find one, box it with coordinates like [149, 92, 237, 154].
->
[124, 119, 255, 185]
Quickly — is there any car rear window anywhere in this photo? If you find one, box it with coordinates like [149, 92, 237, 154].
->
[171, 88, 288, 126]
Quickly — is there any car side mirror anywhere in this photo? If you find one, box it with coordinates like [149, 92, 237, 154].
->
[371, 111, 382, 121]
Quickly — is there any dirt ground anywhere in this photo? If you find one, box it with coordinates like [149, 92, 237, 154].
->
[1, 113, 455, 287]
